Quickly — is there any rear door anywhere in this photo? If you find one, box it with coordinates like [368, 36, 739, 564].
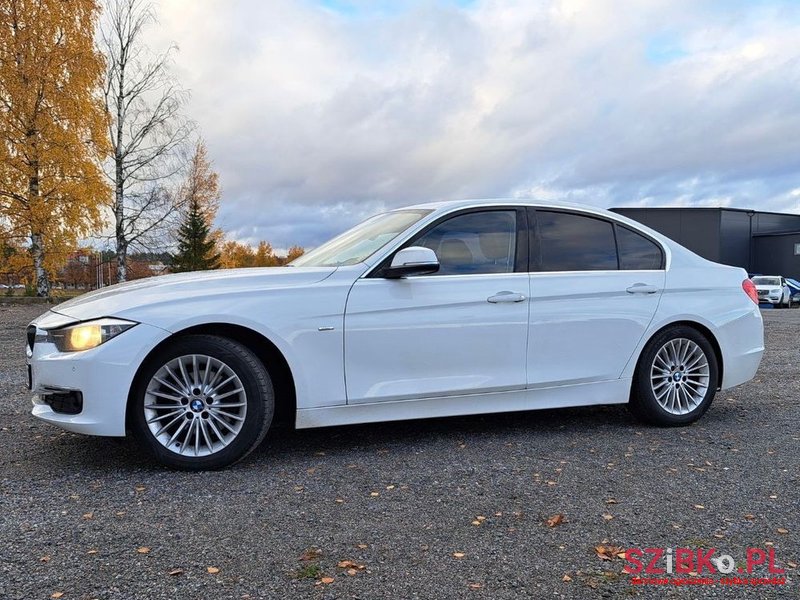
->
[527, 209, 665, 387]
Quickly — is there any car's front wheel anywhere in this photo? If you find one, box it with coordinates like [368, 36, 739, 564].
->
[629, 326, 718, 426]
[130, 335, 274, 470]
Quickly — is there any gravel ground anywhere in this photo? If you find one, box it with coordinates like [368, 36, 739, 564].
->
[0, 303, 797, 599]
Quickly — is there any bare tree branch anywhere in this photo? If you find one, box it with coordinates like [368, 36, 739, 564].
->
[100, 0, 195, 282]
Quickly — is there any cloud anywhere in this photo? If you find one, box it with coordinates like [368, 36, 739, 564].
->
[147, 0, 800, 248]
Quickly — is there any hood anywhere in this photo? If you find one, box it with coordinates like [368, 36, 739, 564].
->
[754, 285, 782, 292]
[53, 267, 337, 322]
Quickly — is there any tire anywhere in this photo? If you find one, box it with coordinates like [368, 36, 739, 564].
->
[130, 335, 274, 470]
[628, 326, 718, 426]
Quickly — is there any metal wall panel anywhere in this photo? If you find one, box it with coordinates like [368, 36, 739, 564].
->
[611, 208, 721, 261]
[719, 210, 753, 271]
[753, 234, 800, 279]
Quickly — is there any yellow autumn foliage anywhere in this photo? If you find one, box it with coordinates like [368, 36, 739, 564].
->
[0, 0, 109, 294]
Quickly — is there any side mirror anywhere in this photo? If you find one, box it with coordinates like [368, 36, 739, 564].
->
[384, 246, 440, 279]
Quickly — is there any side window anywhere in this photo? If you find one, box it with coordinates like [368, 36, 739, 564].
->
[536, 211, 617, 271]
[616, 226, 664, 270]
[413, 211, 517, 275]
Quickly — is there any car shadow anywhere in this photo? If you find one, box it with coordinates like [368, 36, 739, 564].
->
[26, 404, 645, 474]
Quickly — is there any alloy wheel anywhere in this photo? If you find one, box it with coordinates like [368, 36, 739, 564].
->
[143, 354, 247, 456]
[650, 338, 710, 415]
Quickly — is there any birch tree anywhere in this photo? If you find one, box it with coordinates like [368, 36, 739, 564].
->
[0, 0, 109, 296]
[101, 0, 193, 282]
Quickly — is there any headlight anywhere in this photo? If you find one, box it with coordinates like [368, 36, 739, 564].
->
[46, 318, 137, 352]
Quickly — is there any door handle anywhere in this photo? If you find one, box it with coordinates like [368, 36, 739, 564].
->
[626, 283, 660, 294]
[487, 291, 526, 303]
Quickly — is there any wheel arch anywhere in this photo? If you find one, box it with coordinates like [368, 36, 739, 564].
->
[634, 320, 724, 390]
[126, 323, 297, 430]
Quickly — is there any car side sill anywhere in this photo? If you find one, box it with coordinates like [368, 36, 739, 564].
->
[295, 378, 631, 429]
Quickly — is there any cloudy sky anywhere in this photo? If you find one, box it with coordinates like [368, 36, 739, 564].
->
[147, 0, 800, 249]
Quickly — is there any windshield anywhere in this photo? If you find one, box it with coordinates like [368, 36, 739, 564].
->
[752, 277, 781, 286]
[291, 209, 432, 267]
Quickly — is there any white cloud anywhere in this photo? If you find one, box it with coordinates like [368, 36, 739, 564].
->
[147, 0, 800, 247]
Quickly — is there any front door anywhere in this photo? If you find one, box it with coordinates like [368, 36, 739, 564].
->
[344, 208, 530, 403]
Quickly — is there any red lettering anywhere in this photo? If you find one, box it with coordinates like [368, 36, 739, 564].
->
[625, 548, 644, 574]
[675, 548, 694, 573]
[768, 548, 785, 575]
[645, 547, 665, 574]
[695, 548, 717, 574]
[746, 548, 766, 573]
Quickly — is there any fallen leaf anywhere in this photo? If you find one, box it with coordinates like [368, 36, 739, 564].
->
[40, 555, 50, 562]
[471, 520, 482, 526]
[386, 485, 395, 490]
[356, 544, 368, 549]
[777, 528, 789, 534]
[87, 549, 98, 555]
[306, 467, 316, 475]
[50, 593, 64, 599]
[770, 495, 778, 499]
[370, 492, 380, 497]
[335, 498, 344, 503]
[594, 545, 624, 561]
[605, 498, 618, 505]
[744, 514, 756, 521]
[453, 552, 465, 559]
[602, 513, 614, 521]
[562, 574, 572, 582]
[168, 568, 183, 576]
[346, 568, 357, 576]
[468, 582, 482, 589]
[319, 576, 334, 584]
[82, 512, 93, 520]
[476, 515, 486, 522]
[207, 566, 220, 574]
[693, 505, 705, 510]
[337, 560, 355, 568]
[713, 534, 725, 539]
[299, 548, 322, 561]
[137, 547, 150, 554]
[134, 485, 145, 492]
[546, 514, 565, 528]
[787, 561, 798, 569]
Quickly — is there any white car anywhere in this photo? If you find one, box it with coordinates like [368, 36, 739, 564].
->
[751, 275, 793, 308]
[26, 200, 764, 469]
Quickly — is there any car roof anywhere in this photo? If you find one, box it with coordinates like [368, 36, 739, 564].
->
[401, 198, 602, 213]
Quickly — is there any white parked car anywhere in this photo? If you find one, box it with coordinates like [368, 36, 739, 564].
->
[751, 275, 793, 308]
[26, 200, 764, 469]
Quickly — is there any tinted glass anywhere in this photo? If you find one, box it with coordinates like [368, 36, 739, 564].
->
[617, 226, 663, 270]
[537, 211, 617, 271]
[414, 211, 517, 275]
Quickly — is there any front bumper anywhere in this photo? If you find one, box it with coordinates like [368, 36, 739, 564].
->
[28, 317, 170, 436]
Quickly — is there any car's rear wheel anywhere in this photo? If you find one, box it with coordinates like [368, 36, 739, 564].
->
[130, 335, 274, 470]
[629, 326, 718, 426]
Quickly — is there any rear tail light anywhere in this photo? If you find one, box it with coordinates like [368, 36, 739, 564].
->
[742, 279, 759, 305]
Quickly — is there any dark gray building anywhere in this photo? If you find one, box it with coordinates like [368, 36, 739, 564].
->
[610, 207, 800, 279]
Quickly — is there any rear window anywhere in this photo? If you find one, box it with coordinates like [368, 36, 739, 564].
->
[616, 226, 664, 270]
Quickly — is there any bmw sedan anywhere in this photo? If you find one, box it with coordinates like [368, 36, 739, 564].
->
[26, 200, 764, 469]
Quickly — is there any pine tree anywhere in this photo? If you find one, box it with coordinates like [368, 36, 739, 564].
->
[171, 198, 220, 272]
